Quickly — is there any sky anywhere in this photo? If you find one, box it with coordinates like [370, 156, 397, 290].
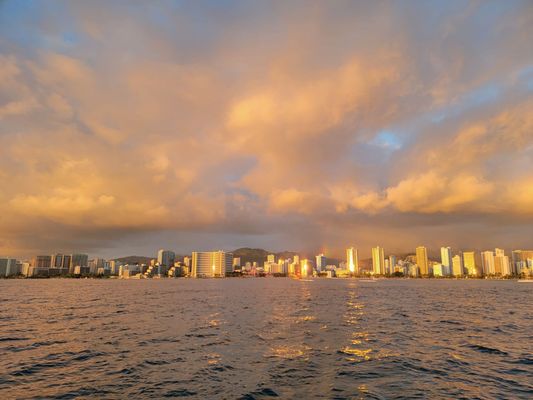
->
[0, 0, 532, 259]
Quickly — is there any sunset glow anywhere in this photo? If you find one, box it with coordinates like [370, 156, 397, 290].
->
[0, 1, 532, 258]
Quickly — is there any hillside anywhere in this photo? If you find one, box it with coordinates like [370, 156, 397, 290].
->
[231, 248, 269, 265]
[232, 248, 309, 265]
[113, 256, 153, 265]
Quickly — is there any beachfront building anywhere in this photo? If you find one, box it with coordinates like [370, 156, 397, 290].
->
[372, 246, 385, 275]
[0, 258, 18, 277]
[416, 246, 429, 276]
[346, 247, 358, 274]
[316, 254, 327, 273]
[70, 253, 89, 274]
[463, 252, 478, 276]
[481, 251, 495, 276]
[440, 247, 452, 272]
[191, 251, 233, 278]
[452, 255, 463, 277]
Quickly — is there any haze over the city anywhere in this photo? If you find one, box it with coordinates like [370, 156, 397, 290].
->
[0, 0, 532, 259]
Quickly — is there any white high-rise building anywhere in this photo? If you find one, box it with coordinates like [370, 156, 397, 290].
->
[315, 254, 327, 272]
[372, 246, 385, 275]
[191, 251, 233, 278]
[346, 247, 358, 274]
[389, 255, 397, 273]
[481, 251, 495, 276]
[440, 247, 452, 271]
[494, 249, 511, 276]
[157, 249, 175, 267]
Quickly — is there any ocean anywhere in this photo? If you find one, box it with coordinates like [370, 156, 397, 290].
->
[0, 278, 531, 399]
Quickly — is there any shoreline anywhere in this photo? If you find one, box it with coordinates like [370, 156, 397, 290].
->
[0, 275, 527, 281]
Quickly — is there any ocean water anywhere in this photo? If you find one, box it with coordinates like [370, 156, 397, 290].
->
[0, 278, 531, 399]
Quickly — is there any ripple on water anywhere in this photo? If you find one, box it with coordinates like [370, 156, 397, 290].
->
[238, 387, 280, 399]
[0, 279, 531, 399]
[466, 343, 509, 356]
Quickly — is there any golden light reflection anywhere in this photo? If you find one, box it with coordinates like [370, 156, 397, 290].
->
[206, 352, 221, 365]
[341, 347, 373, 362]
[341, 285, 374, 363]
[296, 315, 316, 323]
[267, 344, 311, 359]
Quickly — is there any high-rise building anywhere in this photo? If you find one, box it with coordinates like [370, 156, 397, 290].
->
[50, 254, 71, 275]
[0, 258, 18, 277]
[346, 247, 358, 274]
[463, 252, 478, 276]
[30, 255, 52, 276]
[452, 255, 463, 277]
[433, 264, 445, 277]
[372, 246, 385, 275]
[492, 249, 510, 276]
[183, 256, 191, 268]
[70, 253, 89, 274]
[315, 254, 327, 272]
[511, 250, 533, 275]
[157, 249, 175, 267]
[389, 255, 397, 273]
[301, 259, 310, 277]
[416, 246, 429, 275]
[279, 259, 289, 275]
[106, 260, 119, 275]
[481, 251, 495, 276]
[89, 258, 105, 275]
[191, 251, 233, 278]
[233, 257, 241, 268]
[440, 247, 452, 271]
[267, 254, 276, 264]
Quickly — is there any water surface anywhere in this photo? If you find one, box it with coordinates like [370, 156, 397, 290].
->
[0, 279, 531, 399]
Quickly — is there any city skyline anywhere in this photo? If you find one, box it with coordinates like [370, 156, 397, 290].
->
[3, 243, 533, 263]
[1, 1, 532, 258]
[3, 244, 532, 279]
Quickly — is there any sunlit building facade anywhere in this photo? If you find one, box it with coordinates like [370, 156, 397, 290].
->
[346, 247, 358, 274]
[316, 254, 327, 272]
[191, 251, 233, 278]
[494, 253, 511, 276]
[389, 255, 397, 274]
[481, 251, 495, 276]
[463, 252, 478, 276]
[372, 246, 385, 275]
[416, 246, 429, 276]
[452, 255, 463, 277]
[301, 259, 311, 277]
[440, 247, 452, 271]
[157, 249, 175, 266]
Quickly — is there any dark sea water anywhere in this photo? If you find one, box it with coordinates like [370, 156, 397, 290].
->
[0, 278, 531, 399]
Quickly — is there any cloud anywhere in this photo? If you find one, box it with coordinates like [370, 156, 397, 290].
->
[0, 1, 532, 257]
